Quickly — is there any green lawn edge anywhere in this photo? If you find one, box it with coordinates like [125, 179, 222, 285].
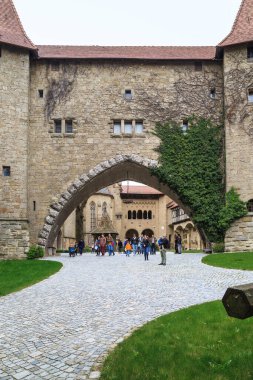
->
[0, 260, 63, 297]
[100, 300, 253, 380]
[202, 252, 253, 271]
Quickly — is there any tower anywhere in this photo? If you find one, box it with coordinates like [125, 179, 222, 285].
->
[0, 0, 36, 258]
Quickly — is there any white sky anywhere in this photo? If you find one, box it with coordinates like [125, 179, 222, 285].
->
[13, 0, 242, 46]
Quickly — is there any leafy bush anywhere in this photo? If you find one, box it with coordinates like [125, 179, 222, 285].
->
[84, 246, 92, 252]
[212, 242, 225, 253]
[26, 245, 44, 260]
[218, 187, 247, 233]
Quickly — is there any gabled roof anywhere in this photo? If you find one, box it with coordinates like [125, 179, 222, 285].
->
[0, 0, 36, 50]
[37, 45, 217, 61]
[219, 0, 253, 47]
[121, 185, 163, 195]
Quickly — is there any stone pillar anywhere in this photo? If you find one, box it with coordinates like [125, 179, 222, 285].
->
[0, 219, 29, 259]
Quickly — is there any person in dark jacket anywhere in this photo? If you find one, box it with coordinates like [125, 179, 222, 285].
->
[78, 239, 85, 255]
[142, 235, 150, 261]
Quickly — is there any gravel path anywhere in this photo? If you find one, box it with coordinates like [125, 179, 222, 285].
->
[1, 252, 253, 379]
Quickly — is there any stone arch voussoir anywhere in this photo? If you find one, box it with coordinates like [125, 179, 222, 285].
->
[39, 154, 159, 248]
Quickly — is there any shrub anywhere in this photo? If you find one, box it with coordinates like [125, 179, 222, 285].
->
[212, 242, 225, 253]
[26, 245, 44, 260]
[84, 246, 92, 252]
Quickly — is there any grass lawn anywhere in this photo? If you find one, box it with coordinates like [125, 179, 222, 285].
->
[202, 252, 253, 271]
[0, 260, 62, 296]
[100, 301, 253, 380]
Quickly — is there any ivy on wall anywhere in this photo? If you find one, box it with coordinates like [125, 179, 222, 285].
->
[152, 116, 247, 243]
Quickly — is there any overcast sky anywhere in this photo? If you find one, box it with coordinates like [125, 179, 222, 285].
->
[13, 0, 242, 46]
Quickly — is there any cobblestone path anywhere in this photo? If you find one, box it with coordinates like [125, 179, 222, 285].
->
[1, 253, 253, 379]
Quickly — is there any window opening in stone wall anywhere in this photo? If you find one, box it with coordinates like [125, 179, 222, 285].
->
[194, 62, 203, 72]
[247, 199, 253, 212]
[181, 119, 189, 133]
[137, 210, 143, 219]
[113, 121, 121, 135]
[2, 166, 10, 176]
[33, 201, 36, 211]
[210, 88, 216, 99]
[65, 120, 73, 133]
[247, 46, 253, 60]
[128, 210, 132, 219]
[124, 121, 133, 134]
[102, 202, 107, 215]
[248, 88, 253, 103]
[124, 89, 132, 100]
[143, 210, 148, 219]
[90, 202, 96, 231]
[133, 210, 137, 219]
[51, 62, 60, 71]
[148, 210, 152, 219]
[38, 89, 44, 98]
[54, 119, 62, 133]
[135, 120, 143, 134]
[0, 47, 2, 57]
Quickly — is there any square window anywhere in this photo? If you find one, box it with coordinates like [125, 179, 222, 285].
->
[248, 89, 253, 103]
[247, 46, 253, 59]
[54, 119, 62, 133]
[210, 88, 216, 99]
[194, 62, 203, 72]
[51, 62, 60, 71]
[181, 119, 188, 133]
[124, 89, 132, 100]
[38, 89, 44, 98]
[135, 121, 143, 134]
[2, 166, 10, 176]
[113, 121, 121, 135]
[124, 121, 132, 134]
[65, 120, 73, 133]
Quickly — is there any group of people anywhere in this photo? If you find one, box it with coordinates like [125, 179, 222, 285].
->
[68, 233, 182, 261]
[93, 234, 115, 256]
[69, 239, 85, 257]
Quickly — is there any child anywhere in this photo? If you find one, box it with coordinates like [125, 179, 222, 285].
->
[125, 240, 132, 257]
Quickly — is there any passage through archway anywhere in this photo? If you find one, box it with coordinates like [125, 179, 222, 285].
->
[38, 154, 200, 251]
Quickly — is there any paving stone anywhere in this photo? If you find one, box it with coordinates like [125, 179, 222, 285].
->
[1, 253, 253, 379]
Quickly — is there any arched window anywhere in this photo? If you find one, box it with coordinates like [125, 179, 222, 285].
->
[90, 202, 96, 231]
[102, 202, 107, 215]
[143, 210, 148, 220]
[137, 210, 142, 219]
[148, 210, 152, 219]
[128, 210, 132, 219]
[247, 199, 253, 212]
[133, 210, 137, 219]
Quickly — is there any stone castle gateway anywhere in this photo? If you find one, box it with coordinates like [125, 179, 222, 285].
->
[1, 0, 253, 257]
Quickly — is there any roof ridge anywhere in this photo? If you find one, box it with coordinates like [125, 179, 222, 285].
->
[9, 0, 36, 49]
[219, 0, 245, 46]
[0, 0, 36, 50]
[36, 44, 215, 48]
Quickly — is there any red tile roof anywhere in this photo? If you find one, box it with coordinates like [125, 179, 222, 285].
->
[0, 0, 36, 50]
[121, 185, 163, 195]
[219, 0, 253, 47]
[37, 45, 216, 61]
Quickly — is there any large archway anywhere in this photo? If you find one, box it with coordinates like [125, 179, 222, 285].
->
[38, 154, 196, 250]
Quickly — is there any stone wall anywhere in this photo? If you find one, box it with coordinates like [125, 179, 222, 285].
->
[29, 59, 223, 246]
[224, 45, 253, 251]
[225, 214, 253, 252]
[0, 46, 30, 258]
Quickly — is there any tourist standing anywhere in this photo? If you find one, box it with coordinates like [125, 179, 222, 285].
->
[142, 235, 150, 261]
[125, 239, 132, 257]
[100, 234, 107, 256]
[107, 234, 114, 256]
[131, 234, 138, 255]
[177, 234, 182, 254]
[158, 236, 166, 265]
[117, 239, 123, 253]
[78, 239, 85, 255]
[151, 235, 157, 254]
